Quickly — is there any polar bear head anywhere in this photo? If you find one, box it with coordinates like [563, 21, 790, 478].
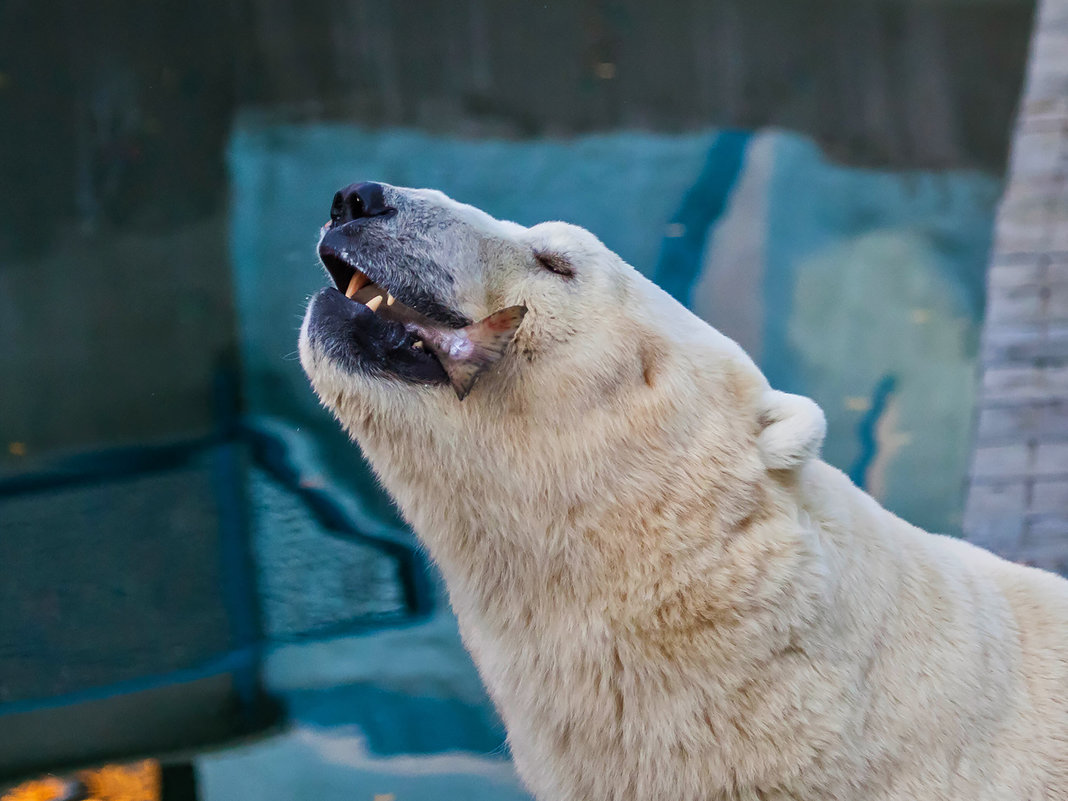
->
[299, 183, 825, 527]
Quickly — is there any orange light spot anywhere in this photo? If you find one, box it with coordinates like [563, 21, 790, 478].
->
[2, 761, 161, 801]
[80, 760, 160, 801]
[1, 777, 71, 801]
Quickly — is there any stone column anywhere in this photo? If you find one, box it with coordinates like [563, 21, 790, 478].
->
[964, 0, 1068, 572]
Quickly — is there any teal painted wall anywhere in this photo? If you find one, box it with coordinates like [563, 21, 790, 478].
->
[230, 121, 998, 537]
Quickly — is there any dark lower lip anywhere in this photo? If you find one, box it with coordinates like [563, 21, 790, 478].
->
[305, 287, 449, 386]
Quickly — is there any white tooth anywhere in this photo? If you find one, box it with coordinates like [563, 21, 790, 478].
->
[413, 340, 424, 350]
[345, 272, 369, 298]
[386, 293, 396, 306]
[365, 294, 384, 312]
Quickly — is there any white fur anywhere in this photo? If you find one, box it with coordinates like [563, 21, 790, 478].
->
[301, 188, 1068, 801]
[758, 390, 827, 470]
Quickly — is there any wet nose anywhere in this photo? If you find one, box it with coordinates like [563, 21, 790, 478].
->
[330, 181, 392, 226]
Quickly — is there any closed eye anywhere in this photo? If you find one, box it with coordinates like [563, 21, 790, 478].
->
[535, 251, 575, 278]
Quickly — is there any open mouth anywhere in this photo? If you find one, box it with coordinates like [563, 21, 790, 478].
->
[310, 219, 526, 399]
[313, 235, 451, 386]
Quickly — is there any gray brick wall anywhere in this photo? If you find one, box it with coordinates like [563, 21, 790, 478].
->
[963, 0, 1068, 571]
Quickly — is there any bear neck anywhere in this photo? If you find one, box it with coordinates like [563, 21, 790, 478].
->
[350, 371, 816, 649]
[345, 362, 845, 801]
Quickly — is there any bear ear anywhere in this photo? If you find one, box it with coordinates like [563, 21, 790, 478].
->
[757, 390, 826, 470]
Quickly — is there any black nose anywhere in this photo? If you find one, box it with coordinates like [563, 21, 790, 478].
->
[330, 181, 392, 226]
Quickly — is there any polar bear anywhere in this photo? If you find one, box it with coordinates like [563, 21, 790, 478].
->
[300, 182, 1068, 801]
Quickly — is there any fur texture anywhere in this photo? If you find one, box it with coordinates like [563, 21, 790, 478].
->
[300, 185, 1068, 801]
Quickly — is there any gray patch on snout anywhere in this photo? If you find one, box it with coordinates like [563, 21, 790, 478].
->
[343, 186, 498, 327]
[324, 222, 470, 327]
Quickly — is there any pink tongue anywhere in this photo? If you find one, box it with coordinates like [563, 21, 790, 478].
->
[431, 305, 527, 400]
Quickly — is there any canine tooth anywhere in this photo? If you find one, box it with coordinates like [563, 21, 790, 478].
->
[386, 293, 396, 306]
[345, 272, 369, 298]
[365, 294, 384, 312]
